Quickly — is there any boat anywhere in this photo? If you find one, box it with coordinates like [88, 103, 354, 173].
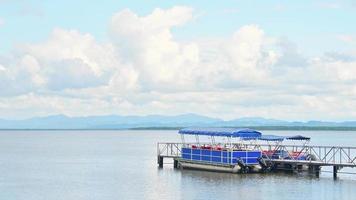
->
[176, 127, 313, 173]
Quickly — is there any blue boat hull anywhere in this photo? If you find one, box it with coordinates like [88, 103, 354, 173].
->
[181, 147, 262, 165]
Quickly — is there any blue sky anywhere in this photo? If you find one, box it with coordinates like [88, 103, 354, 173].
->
[1, 1, 356, 120]
[1, 0, 355, 54]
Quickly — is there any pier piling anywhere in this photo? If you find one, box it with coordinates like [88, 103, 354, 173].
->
[158, 156, 164, 168]
[309, 165, 320, 177]
[315, 166, 320, 177]
[174, 159, 178, 168]
[333, 166, 338, 179]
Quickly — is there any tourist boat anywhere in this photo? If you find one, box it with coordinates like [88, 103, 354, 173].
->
[177, 127, 313, 173]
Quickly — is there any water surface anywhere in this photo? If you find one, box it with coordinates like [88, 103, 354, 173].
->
[0, 130, 355, 200]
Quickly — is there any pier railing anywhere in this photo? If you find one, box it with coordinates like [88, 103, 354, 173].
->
[244, 144, 356, 167]
[157, 143, 356, 167]
[157, 142, 182, 158]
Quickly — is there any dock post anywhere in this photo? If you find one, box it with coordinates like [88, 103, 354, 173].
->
[158, 156, 164, 168]
[297, 165, 303, 171]
[174, 159, 178, 169]
[333, 166, 338, 179]
[308, 165, 320, 177]
[315, 166, 320, 177]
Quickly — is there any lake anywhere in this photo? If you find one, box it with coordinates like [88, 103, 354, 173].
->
[0, 130, 355, 200]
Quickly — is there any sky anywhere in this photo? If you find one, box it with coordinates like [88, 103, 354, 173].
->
[0, 0, 356, 120]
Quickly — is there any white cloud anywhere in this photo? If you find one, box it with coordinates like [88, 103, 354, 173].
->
[20, 54, 45, 86]
[1, 6, 356, 120]
[8, 28, 122, 91]
[225, 25, 275, 81]
[0, 18, 4, 27]
[23, 28, 119, 76]
[110, 11, 278, 91]
[0, 64, 5, 71]
[110, 6, 199, 91]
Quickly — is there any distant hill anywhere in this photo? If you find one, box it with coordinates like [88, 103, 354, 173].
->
[1, 114, 356, 130]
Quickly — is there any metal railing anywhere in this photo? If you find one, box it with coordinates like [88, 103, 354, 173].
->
[157, 142, 356, 167]
[157, 142, 182, 158]
[245, 144, 356, 167]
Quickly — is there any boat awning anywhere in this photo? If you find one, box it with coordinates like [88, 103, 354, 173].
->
[286, 135, 310, 141]
[178, 128, 262, 138]
[258, 135, 286, 141]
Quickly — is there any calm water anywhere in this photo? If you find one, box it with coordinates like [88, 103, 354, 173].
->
[0, 130, 355, 200]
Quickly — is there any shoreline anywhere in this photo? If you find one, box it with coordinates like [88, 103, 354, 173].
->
[1, 126, 356, 131]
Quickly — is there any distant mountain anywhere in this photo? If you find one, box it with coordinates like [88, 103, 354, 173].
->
[0, 114, 221, 129]
[1, 114, 356, 129]
[221, 117, 289, 126]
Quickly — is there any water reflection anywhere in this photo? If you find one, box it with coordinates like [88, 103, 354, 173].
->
[178, 168, 355, 200]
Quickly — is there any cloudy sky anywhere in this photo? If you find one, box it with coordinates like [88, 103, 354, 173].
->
[0, 0, 356, 120]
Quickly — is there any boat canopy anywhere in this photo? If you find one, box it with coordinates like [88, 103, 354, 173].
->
[286, 135, 311, 141]
[178, 128, 262, 138]
[258, 135, 286, 141]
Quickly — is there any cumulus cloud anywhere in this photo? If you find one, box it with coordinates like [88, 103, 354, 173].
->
[0, 28, 122, 93]
[224, 25, 278, 83]
[110, 10, 278, 91]
[23, 28, 119, 76]
[110, 6, 199, 91]
[1, 6, 356, 120]
[274, 38, 306, 68]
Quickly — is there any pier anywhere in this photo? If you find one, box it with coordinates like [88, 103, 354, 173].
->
[157, 142, 356, 179]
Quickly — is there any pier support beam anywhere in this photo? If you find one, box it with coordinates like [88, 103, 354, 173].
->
[315, 166, 320, 177]
[174, 159, 178, 169]
[158, 156, 164, 168]
[308, 165, 320, 177]
[314, 166, 320, 177]
[333, 166, 338, 179]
